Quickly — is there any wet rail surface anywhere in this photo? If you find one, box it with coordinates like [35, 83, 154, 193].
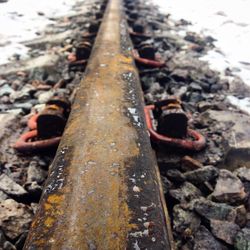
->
[23, 0, 174, 249]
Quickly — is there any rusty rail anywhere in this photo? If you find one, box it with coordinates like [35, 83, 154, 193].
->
[24, 0, 174, 249]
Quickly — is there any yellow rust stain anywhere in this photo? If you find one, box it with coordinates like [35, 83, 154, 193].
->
[40, 194, 65, 232]
[47, 194, 64, 204]
[44, 203, 52, 210]
[45, 217, 55, 228]
[51, 47, 141, 248]
[25, 0, 147, 249]
[67, 51, 141, 249]
[120, 55, 133, 64]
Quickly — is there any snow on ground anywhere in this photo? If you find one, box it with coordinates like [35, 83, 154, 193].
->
[0, 0, 77, 64]
[0, 0, 250, 113]
[153, 0, 250, 113]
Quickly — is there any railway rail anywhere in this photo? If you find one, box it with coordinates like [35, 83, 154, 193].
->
[23, 0, 174, 249]
[1, 0, 248, 248]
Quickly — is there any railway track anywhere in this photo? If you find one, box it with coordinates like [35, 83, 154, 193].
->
[1, 0, 249, 249]
[23, 0, 174, 249]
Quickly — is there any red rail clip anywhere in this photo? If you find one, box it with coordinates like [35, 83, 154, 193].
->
[14, 114, 61, 153]
[132, 49, 165, 68]
[144, 105, 206, 151]
[13, 130, 60, 153]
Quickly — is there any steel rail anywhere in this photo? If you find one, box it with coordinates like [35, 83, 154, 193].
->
[24, 0, 174, 249]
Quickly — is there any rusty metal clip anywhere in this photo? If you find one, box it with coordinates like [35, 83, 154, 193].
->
[13, 130, 60, 152]
[132, 49, 165, 68]
[14, 97, 70, 152]
[144, 104, 206, 151]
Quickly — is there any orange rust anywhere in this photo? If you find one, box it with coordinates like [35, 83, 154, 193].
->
[47, 194, 64, 204]
[45, 217, 55, 228]
[13, 130, 61, 152]
[144, 105, 206, 151]
[44, 203, 52, 210]
[24, 0, 173, 249]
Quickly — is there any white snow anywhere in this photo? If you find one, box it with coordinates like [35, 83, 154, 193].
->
[0, 0, 77, 64]
[153, 0, 250, 113]
[0, 0, 250, 113]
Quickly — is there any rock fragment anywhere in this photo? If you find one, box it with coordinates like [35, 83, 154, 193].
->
[0, 174, 27, 198]
[169, 182, 202, 203]
[181, 156, 203, 172]
[173, 205, 200, 235]
[194, 199, 236, 221]
[9, 84, 35, 102]
[234, 228, 250, 250]
[198, 101, 214, 112]
[26, 161, 47, 184]
[0, 190, 8, 201]
[210, 219, 240, 245]
[0, 113, 18, 141]
[3, 241, 16, 250]
[184, 165, 219, 185]
[194, 226, 223, 250]
[189, 82, 202, 91]
[211, 169, 246, 204]
[0, 84, 14, 97]
[235, 205, 247, 227]
[234, 167, 250, 182]
[170, 69, 189, 82]
[166, 169, 186, 183]
[0, 199, 33, 240]
[201, 110, 250, 153]
[37, 90, 54, 104]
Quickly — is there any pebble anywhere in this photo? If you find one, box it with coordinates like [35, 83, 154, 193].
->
[169, 182, 202, 203]
[0, 230, 6, 246]
[0, 84, 14, 97]
[13, 102, 33, 113]
[166, 169, 186, 183]
[161, 176, 173, 194]
[194, 199, 236, 222]
[170, 69, 189, 82]
[235, 205, 247, 228]
[211, 169, 246, 204]
[37, 90, 54, 104]
[0, 174, 27, 198]
[234, 167, 250, 182]
[184, 165, 219, 185]
[194, 226, 223, 250]
[0, 190, 8, 201]
[181, 156, 203, 172]
[173, 205, 201, 234]
[234, 228, 250, 250]
[0, 199, 33, 240]
[9, 84, 35, 102]
[26, 161, 47, 184]
[210, 219, 240, 245]
[0, 113, 18, 141]
[189, 82, 202, 92]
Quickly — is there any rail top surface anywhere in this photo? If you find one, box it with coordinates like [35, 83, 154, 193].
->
[24, 0, 174, 249]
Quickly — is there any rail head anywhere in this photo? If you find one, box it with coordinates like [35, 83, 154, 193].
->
[24, 0, 174, 249]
